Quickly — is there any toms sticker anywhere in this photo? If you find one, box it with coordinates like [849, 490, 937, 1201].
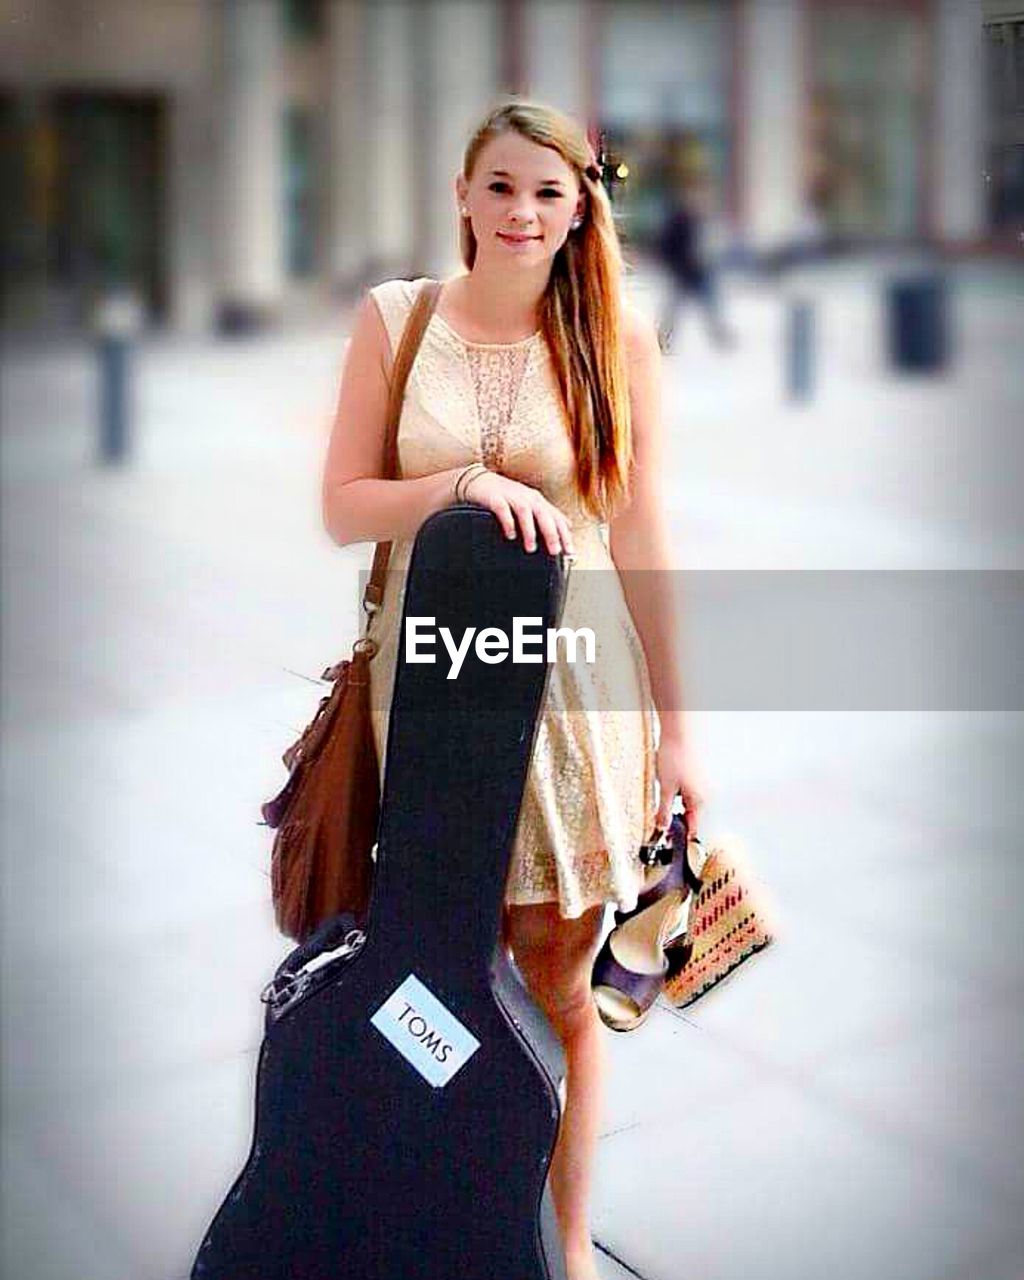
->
[370, 973, 480, 1088]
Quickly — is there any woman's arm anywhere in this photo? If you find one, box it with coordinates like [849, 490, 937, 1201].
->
[608, 303, 688, 742]
[321, 292, 466, 546]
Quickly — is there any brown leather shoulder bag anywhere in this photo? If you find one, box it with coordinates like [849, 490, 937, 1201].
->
[261, 279, 442, 941]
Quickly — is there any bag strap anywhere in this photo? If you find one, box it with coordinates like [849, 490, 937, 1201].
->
[362, 279, 443, 617]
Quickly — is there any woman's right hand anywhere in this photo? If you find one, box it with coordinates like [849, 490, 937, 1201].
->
[462, 469, 575, 557]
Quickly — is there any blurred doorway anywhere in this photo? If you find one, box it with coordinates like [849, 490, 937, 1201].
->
[1, 91, 169, 332]
[53, 91, 169, 326]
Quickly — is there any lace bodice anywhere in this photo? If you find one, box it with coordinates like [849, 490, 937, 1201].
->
[368, 277, 598, 534]
[463, 340, 532, 472]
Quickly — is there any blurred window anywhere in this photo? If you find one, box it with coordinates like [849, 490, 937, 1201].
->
[282, 0, 325, 44]
[985, 19, 1023, 114]
[984, 20, 1024, 237]
[809, 7, 927, 239]
[1016, 22, 1024, 109]
[0, 96, 38, 294]
[600, 1, 731, 248]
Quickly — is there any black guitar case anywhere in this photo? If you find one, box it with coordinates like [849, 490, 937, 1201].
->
[192, 504, 572, 1280]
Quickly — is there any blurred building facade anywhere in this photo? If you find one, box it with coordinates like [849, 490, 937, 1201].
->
[0, 0, 999, 337]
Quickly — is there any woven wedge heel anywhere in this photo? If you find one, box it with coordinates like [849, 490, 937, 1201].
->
[662, 835, 778, 1009]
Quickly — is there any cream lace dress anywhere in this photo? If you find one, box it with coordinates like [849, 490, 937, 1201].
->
[366, 277, 658, 920]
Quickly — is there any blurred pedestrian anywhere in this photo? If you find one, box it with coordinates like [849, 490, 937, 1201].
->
[657, 170, 736, 352]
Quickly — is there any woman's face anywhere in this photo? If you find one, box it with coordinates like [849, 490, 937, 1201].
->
[456, 132, 585, 264]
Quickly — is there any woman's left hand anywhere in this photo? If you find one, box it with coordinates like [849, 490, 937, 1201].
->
[653, 731, 708, 837]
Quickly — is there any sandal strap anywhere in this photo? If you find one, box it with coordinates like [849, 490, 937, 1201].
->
[625, 814, 692, 919]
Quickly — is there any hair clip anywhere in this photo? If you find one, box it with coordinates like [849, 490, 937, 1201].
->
[584, 162, 602, 183]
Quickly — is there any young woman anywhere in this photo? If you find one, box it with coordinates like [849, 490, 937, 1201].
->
[322, 99, 705, 1280]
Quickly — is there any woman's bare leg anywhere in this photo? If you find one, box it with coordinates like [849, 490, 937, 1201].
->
[503, 902, 607, 1280]
[548, 983, 606, 1276]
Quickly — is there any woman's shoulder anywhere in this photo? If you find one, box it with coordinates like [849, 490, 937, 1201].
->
[367, 276, 411, 316]
[620, 298, 661, 366]
[368, 275, 435, 308]
[369, 275, 412, 297]
[366, 277, 432, 351]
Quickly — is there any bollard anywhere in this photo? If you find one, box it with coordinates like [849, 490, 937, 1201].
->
[787, 298, 814, 401]
[93, 289, 143, 465]
[98, 333, 130, 463]
[887, 273, 949, 373]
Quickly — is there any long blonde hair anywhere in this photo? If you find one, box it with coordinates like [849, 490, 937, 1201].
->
[458, 99, 633, 522]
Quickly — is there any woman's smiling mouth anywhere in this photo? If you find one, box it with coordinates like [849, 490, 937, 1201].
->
[497, 231, 541, 243]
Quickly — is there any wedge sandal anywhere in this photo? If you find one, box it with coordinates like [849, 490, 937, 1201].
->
[591, 812, 703, 1033]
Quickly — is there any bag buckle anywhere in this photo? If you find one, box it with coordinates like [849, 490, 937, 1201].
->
[639, 796, 692, 867]
[639, 826, 674, 867]
[260, 971, 307, 1009]
[260, 928, 367, 1014]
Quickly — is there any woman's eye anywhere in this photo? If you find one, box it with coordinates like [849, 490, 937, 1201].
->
[487, 182, 561, 199]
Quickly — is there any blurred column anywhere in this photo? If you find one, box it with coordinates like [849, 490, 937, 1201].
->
[170, 84, 218, 333]
[933, 0, 986, 245]
[327, 0, 369, 291]
[740, 0, 802, 255]
[502, 0, 528, 94]
[364, 0, 415, 280]
[412, 0, 501, 277]
[217, 0, 285, 331]
[525, 0, 587, 122]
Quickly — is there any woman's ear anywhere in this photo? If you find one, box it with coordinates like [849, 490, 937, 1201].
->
[455, 175, 468, 208]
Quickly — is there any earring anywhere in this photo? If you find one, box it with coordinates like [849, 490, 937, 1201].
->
[570, 217, 582, 230]
[460, 206, 470, 218]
